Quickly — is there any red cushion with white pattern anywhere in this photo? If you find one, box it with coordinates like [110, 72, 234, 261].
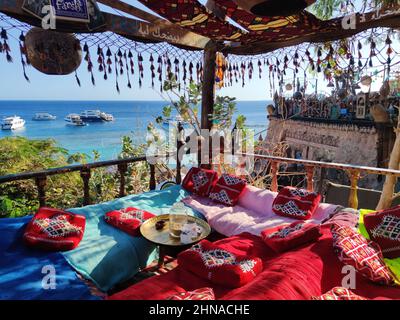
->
[364, 205, 400, 259]
[208, 173, 247, 206]
[166, 288, 215, 300]
[23, 207, 85, 251]
[331, 223, 395, 285]
[182, 167, 218, 197]
[312, 287, 368, 300]
[261, 221, 322, 253]
[104, 207, 155, 236]
[178, 239, 263, 288]
[272, 187, 321, 220]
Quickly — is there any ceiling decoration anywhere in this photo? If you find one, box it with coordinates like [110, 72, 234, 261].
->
[231, 0, 317, 17]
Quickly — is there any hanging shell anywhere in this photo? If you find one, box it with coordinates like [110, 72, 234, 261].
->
[25, 28, 82, 75]
[370, 104, 390, 123]
[379, 80, 390, 98]
[285, 83, 293, 91]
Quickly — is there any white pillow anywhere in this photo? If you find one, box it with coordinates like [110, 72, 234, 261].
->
[238, 185, 278, 216]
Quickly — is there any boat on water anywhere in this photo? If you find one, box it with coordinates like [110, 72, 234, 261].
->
[163, 115, 189, 125]
[80, 110, 104, 122]
[65, 114, 87, 126]
[100, 112, 114, 122]
[32, 112, 57, 121]
[1, 116, 26, 130]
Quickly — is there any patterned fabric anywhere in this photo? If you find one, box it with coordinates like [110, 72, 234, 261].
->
[272, 187, 321, 220]
[178, 240, 262, 288]
[23, 207, 86, 251]
[331, 223, 395, 285]
[312, 287, 367, 300]
[209, 173, 247, 206]
[261, 221, 321, 253]
[104, 207, 155, 237]
[166, 288, 215, 300]
[364, 205, 400, 259]
[138, 0, 326, 44]
[182, 167, 218, 197]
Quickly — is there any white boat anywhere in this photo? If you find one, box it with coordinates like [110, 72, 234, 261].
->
[32, 112, 56, 121]
[99, 112, 114, 122]
[65, 114, 87, 126]
[80, 110, 103, 122]
[163, 115, 189, 125]
[1, 116, 26, 130]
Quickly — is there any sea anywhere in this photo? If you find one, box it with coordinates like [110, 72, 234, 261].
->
[0, 100, 270, 161]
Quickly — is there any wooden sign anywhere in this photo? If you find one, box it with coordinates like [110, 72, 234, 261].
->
[49, 0, 90, 22]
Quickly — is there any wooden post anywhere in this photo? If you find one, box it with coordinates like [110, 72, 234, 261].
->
[176, 122, 184, 185]
[201, 41, 217, 168]
[149, 164, 156, 191]
[118, 163, 128, 197]
[80, 168, 91, 206]
[305, 165, 315, 192]
[348, 169, 360, 209]
[35, 175, 47, 207]
[270, 161, 279, 192]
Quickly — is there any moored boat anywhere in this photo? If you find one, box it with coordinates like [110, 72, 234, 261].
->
[1, 116, 25, 130]
[100, 112, 114, 122]
[65, 114, 87, 126]
[80, 110, 104, 122]
[32, 112, 56, 121]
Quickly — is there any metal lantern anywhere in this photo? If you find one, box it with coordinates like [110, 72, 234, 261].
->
[232, 0, 316, 16]
[25, 28, 82, 75]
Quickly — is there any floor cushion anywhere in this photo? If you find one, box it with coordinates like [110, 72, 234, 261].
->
[312, 287, 367, 300]
[209, 173, 247, 206]
[261, 221, 321, 253]
[177, 239, 262, 288]
[363, 205, 400, 259]
[272, 187, 321, 220]
[331, 223, 395, 285]
[104, 207, 155, 236]
[182, 167, 218, 196]
[23, 207, 85, 251]
[166, 288, 215, 300]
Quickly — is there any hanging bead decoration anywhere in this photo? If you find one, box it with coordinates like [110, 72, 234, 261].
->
[106, 47, 113, 76]
[188, 61, 193, 83]
[149, 54, 155, 88]
[114, 53, 120, 93]
[18, 32, 29, 82]
[124, 51, 131, 88]
[117, 48, 124, 75]
[386, 34, 392, 74]
[83, 43, 95, 85]
[157, 55, 163, 92]
[1, 28, 12, 62]
[138, 53, 144, 87]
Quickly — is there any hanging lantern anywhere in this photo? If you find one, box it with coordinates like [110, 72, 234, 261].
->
[360, 75, 372, 86]
[232, 0, 316, 16]
[25, 28, 82, 75]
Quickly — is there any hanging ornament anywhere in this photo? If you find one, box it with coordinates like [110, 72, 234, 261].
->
[285, 83, 293, 91]
[138, 53, 144, 87]
[25, 28, 82, 75]
[106, 47, 112, 74]
[114, 54, 120, 93]
[124, 51, 131, 89]
[18, 32, 29, 82]
[1, 28, 12, 62]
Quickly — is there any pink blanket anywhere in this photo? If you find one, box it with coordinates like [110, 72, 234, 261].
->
[182, 195, 338, 237]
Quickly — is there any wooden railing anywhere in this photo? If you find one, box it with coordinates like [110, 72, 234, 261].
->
[0, 156, 156, 207]
[243, 153, 400, 209]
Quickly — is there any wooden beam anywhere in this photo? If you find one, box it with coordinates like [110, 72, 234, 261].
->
[225, 9, 400, 55]
[0, 0, 209, 50]
[98, 0, 210, 49]
[201, 41, 217, 130]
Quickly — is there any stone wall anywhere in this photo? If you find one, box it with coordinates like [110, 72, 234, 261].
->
[265, 117, 388, 188]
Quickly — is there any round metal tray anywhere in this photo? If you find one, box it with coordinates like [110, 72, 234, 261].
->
[140, 214, 211, 247]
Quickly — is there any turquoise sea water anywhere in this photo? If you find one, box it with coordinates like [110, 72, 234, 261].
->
[0, 100, 269, 161]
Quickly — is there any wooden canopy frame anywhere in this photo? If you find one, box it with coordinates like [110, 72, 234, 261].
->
[1, 0, 400, 136]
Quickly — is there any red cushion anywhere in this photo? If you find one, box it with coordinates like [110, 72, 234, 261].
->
[272, 187, 321, 220]
[331, 223, 395, 285]
[166, 288, 215, 300]
[209, 173, 247, 206]
[23, 207, 85, 251]
[182, 167, 218, 197]
[261, 221, 322, 253]
[178, 239, 262, 288]
[104, 207, 155, 237]
[364, 205, 400, 259]
[312, 287, 367, 300]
